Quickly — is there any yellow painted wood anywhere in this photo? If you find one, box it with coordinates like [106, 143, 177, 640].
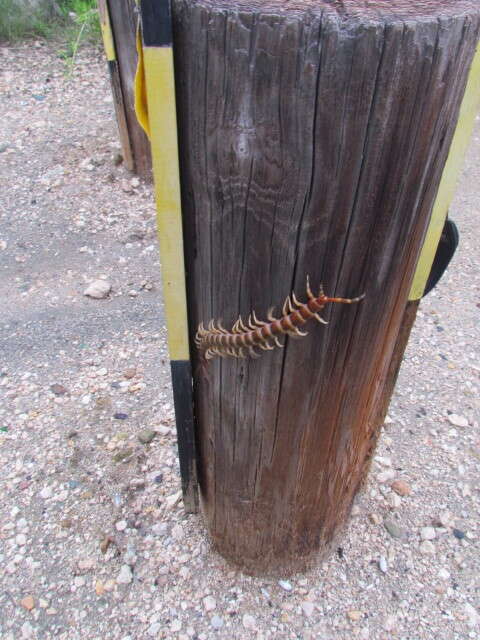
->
[143, 46, 190, 361]
[409, 45, 480, 300]
[98, 0, 116, 62]
[134, 26, 150, 138]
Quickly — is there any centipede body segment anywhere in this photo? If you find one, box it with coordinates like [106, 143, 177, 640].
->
[195, 278, 365, 362]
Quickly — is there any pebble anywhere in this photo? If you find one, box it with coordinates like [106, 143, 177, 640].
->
[278, 580, 293, 591]
[203, 596, 216, 612]
[301, 601, 315, 617]
[347, 610, 362, 622]
[50, 383, 68, 396]
[39, 486, 52, 499]
[147, 622, 161, 636]
[438, 511, 454, 528]
[391, 479, 411, 496]
[387, 492, 401, 509]
[16, 533, 27, 546]
[210, 615, 224, 629]
[378, 555, 388, 573]
[438, 568, 450, 580]
[419, 540, 436, 555]
[113, 412, 129, 420]
[113, 448, 133, 462]
[83, 279, 111, 299]
[171, 619, 182, 632]
[123, 367, 137, 379]
[115, 520, 128, 532]
[165, 490, 182, 509]
[447, 414, 469, 427]
[116, 564, 133, 584]
[384, 518, 406, 539]
[453, 528, 466, 540]
[171, 524, 185, 541]
[20, 595, 35, 611]
[384, 615, 396, 631]
[420, 526, 436, 540]
[377, 469, 395, 483]
[21, 622, 33, 639]
[464, 603, 480, 628]
[242, 614, 256, 630]
[137, 429, 157, 445]
[157, 425, 171, 436]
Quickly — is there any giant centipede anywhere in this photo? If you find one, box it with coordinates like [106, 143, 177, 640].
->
[195, 277, 365, 362]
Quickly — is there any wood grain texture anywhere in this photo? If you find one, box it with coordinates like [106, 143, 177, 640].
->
[106, 0, 152, 178]
[172, 0, 479, 573]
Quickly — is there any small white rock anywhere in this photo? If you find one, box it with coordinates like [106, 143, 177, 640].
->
[464, 603, 480, 628]
[387, 493, 401, 509]
[420, 526, 436, 541]
[377, 469, 395, 483]
[419, 540, 436, 555]
[39, 487, 52, 499]
[438, 568, 450, 580]
[439, 511, 454, 528]
[165, 490, 182, 509]
[384, 615, 396, 631]
[116, 520, 128, 532]
[375, 456, 392, 467]
[278, 580, 293, 591]
[171, 524, 185, 541]
[170, 619, 182, 632]
[84, 279, 111, 299]
[301, 601, 315, 617]
[448, 414, 469, 427]
[147, 623, 161, 637]
[242, 614, 256, 630]
[378, 556, 388, 573]
[203, 596, 216, 612]
[116, 564, 133, 584]
[15, 533, 27, 546]
[210, 615, 224, 629]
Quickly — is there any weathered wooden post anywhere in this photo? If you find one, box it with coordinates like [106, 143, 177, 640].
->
[98, 0, 152, 177]
[141, 0, 479, 573]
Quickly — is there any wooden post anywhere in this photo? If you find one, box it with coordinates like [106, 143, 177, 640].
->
[98, 0, 152, 178]
[169, 0, 480, 573]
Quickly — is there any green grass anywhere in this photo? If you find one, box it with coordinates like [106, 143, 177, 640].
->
[0, 0, 100, 46]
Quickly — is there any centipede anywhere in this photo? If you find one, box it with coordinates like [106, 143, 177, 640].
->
[195, 277, 365, 362]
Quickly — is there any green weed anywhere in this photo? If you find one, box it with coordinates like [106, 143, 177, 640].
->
[0, 0, 100, 47]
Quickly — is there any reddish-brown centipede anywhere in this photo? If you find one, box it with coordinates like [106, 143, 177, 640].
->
[195, 278, 364, 362]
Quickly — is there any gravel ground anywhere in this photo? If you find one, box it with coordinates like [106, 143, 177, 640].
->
[0, 41, 479, 640]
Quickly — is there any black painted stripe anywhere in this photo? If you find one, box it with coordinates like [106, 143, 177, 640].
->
[140, 0, 172, 47]
[170, 360, 198, 513]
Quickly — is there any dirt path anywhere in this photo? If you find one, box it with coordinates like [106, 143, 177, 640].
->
[0, 41, 479, 640]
